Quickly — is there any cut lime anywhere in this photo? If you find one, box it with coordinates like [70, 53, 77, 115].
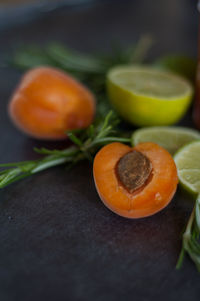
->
[132, 126, 200, 155]
[107, 65, 193, 126]
[174, 141, 200, 196]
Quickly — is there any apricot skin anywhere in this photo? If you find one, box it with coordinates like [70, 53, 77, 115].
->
[8, 67, 96, 140]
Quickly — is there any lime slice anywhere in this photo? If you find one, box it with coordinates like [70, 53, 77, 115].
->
[107, 65, 193, 126]
[131, 126, 200, 155]
[174, 141, 200, 196]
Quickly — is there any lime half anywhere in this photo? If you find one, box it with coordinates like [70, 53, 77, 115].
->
[132, 126, 200, 155]
[174, 141, 200, 196]
[107, 65, 193, 126]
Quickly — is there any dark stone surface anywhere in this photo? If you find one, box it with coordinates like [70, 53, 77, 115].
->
[0, 1, 199, 300]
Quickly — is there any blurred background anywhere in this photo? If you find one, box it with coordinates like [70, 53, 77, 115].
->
[0, 0, 198, 56]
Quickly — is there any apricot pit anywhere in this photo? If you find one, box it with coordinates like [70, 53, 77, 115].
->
[116, 150, 152, 193]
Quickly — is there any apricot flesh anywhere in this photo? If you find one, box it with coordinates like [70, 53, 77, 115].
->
[8, 67, 96, 140]
[93, 142, 178, 218]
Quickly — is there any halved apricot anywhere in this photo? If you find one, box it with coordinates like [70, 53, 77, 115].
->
[9, 67, 96, 140]
[93, 142, 178, 218]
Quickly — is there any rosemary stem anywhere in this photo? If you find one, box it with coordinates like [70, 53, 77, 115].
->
[31, 156, 73, 173]
[176, 205, 196, 270]
[185, 207, 195, 236]
[176, 248, 185, 270]
[0, 112, 131, 188]
[88, 137, 131, 149]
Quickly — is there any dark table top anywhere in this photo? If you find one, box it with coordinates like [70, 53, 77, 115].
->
[0, 1, 199, 300]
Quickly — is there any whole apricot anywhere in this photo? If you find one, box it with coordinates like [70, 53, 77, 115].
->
[8, 67, 96, 140]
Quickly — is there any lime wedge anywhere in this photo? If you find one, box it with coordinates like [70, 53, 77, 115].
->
[107, 65, 193, 126]
[174, 141, 200, 196]
[131, 126, 200, 155]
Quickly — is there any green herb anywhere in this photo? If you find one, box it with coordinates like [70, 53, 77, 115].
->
[11, 35, 153, 94]
[0, 112, 130, 188]
[176, 194, 200, 271]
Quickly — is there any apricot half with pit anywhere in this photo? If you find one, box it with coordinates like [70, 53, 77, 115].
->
[93, 142, 178, 218]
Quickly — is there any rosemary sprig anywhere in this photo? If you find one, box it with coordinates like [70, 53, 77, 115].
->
[10, 35, 153, 94]
[176, 194, 200, 271]
[0, 112, 130, 189]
